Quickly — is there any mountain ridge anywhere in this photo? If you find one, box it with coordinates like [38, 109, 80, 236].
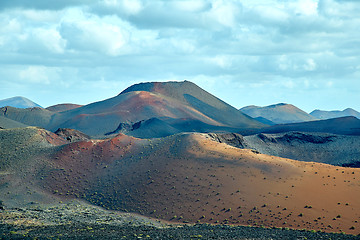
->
[1, 81, 266, 137]
[0, 96, 42, 109]
[310, 108, 360, 120]
[240, 103, 318, 124]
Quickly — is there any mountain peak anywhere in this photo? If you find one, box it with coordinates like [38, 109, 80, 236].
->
[272, 103, 288, 107]
[310, 108, 360, 120]
[119, 80, 194, 96]
[240, 103, 317, 124]
[0, 96, 42, 109]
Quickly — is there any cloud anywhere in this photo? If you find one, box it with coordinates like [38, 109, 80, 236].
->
[0, 0, 89, 11]
[59, 10, 131, 56]
[95, 0, 144, 16]
[318, 0, 360, 18]
[19, 66, 60, 84]
[304, 59, 317, 71]
[0, 0, 359, 111]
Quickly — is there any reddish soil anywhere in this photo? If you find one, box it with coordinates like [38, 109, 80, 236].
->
[36, 133, 360, 234]
[46, 104, 83, 112]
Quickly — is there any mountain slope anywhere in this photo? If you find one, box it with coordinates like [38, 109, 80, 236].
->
[243, 132, 360, 166]
[259, 116, 360, 136]
[1, 81, 265, 137]
[240, 103, 318, 124]
[310, 108, 360, 120]
[0, 96, 42, 108]
[1, 128, 360, 234]
[120, 81, 265, 129]
[0, 106, 56, 128]
[46, 103, 83, 113]
[0, 116, 28, 129]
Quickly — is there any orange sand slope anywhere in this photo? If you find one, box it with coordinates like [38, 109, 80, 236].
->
[35, 132, 360, 234]
[0, 127, 359, 234]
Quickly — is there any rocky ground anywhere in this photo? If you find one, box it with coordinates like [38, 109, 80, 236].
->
[1, 201, 359, 240]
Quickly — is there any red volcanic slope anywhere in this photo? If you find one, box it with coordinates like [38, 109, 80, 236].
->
[53, 91, 222, 136]
[33, 132, 360, 234]
[1, 127, 360, 234]
[120, 81, 262, 128]
[1, 81, 265, 136]
[46, 104, 83, 113]
[46, 81, 265, 136]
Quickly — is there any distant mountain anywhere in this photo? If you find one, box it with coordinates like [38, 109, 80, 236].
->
[310, 108, 360, 120]
[0, 96, 42, 108]
[244, 132, 360, 166]
[253, 117, 276, 126]
[259, 116, 360, 136]
[46, 104, 83, 112]
[0, 106, 54, 128]
[240, 103, 318, 124]
[0, 81, 266, 137]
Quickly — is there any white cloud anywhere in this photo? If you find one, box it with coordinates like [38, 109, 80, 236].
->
[170, 38, 195, 54]
[207, 0, 241, 28]
[318, 0, 360, 18]
[0, 0, 359, 111]
[326, 81, 334, 87]
[99, 0, 143, 16]
[304, 59, 317, 71]
[206, 55, 234, 69]
[19, 66, 59, 84]
[291, 0, 318, 16]
[173, 0, 209, 12]
[59, 10, 131, 56]
[33, 28, 66, 54]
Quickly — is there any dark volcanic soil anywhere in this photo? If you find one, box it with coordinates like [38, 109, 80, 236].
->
[1, 223, 359, 240]
[2, 127, 360, 236]
[1, 202, 359, 240]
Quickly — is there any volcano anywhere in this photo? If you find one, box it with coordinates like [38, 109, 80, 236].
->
[1, 81, 265, 137]
[241, 103, 317, 124]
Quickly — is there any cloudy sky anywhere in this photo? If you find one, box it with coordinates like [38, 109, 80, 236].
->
[0, 0, 359, 112]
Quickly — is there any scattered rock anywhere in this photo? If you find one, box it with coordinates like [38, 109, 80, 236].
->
[276, 132, 335, 144]
[257, 133, 277, 143]
[55, 128, 91, 143]
[207, 133, 246, 148]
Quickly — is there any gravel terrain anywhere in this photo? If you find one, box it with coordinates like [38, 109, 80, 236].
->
[1, 222, 360, 239]
[243, 132, 360, 166]
[1, 201, 359, 240]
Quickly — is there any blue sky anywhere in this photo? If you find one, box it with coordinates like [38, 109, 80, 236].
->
[0, 0, 359, 112]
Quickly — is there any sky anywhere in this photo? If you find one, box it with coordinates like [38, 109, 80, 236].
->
[0, 0, 359, 112]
